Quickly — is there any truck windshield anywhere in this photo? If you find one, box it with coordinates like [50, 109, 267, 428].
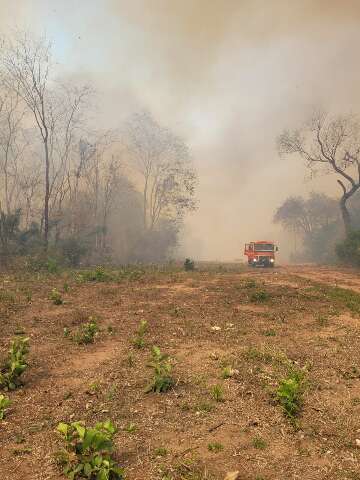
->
[254, 243, 274, 252]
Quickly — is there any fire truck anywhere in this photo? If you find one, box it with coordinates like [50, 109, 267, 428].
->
[244, 241, 278, 268]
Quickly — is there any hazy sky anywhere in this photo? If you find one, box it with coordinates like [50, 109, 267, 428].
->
[2, 0, 360, 260]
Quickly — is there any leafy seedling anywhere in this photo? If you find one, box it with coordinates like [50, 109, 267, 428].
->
[0, 337, 29, 390]
[146, 346, 174, 393]
[0, 395, 11, 419]
[56, 420, 124, 479]
[132, 320, 148, 348]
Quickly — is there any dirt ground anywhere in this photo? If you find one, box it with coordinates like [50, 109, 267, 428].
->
[1, 263, 360, 480]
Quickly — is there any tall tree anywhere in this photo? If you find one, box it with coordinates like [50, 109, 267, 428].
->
[0, 32, 53, 247]
[125, 111, 197, 230]
[278, 111, 360, 235]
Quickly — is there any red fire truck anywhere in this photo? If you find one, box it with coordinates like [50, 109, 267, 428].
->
[244, 240, 278, 268]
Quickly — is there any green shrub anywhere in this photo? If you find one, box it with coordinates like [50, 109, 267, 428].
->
[146, 346, 174, 393]
[74, 321, 99, 345]
[132, 320, 148, 348]
[60, 237, 87, 267]
[336, 230, 360, 266]
[56, 420, 124, 479]
[0, 395, 11, 419]
[276, 369, 305, 420]
[184, 258, 195, 271]
[250, 290, 270, 303]
[0, 337, 29, 390]
[50, 288, 63, 305]
[78, 267, 112, 283]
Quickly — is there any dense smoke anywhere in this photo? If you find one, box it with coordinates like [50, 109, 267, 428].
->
[1, 1, 360, 261]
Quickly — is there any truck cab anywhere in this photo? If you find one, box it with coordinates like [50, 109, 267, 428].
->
[244, 241, 278, 268]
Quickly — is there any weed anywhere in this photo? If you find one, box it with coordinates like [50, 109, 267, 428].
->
[132, 320, 148, 348]
[56, 420, 124, 479]
[210, 384, 224, 402]
[63, 282, 70, 293]
[221, 366, 235, 379]
[154, 447, 168, 457]
[263, 330, 276, 337]
[146, 346, 174, 393]
[63, 327, 71, 337]
[50, 288, 63, 305]
[207, 442, 224, 453]
[124, 422, 137, 433]
[0, 337, 29, 390]
[74, 321, 99, 345]
[250, 290, 270, 303]
[196, 402, 214, 413]
[0, 395, 10, 419]
[252, 436, 267, 449]
[276, 369, 305, 421]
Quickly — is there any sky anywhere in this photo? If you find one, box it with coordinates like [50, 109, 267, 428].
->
[1, 0, 360, 261]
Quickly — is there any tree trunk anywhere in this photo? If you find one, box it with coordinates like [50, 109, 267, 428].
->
[339, 195, 352, 236]
[44, 137, 50, 250]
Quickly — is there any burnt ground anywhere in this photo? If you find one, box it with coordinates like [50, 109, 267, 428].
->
[1, 264, 360, 480]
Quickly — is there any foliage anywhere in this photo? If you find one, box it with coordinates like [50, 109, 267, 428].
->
[276, 369, 305, 420]
[61, 237, 88, 267]
[0, 395, 11, 419]
[252, 436, 267, 449]
[146, 346, 174, 393]
[207, 442, 224, 453]
[336, 230, 360, 267]
[184, 258, 195, 271]
[56, 420, 124, 479]
[210, 384, 224, 402]
[221, 366, 235, 379]
[50, 288, 63, 305]
[250, 290, 270, 303]
[74, 321, 99, 345]
[0, 337, 29, 390]
[132, 320, 148, 348]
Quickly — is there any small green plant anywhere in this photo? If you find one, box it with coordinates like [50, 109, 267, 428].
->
[207, 442, 224, 453]
[132, 320, 148, 348]
[0, 337, 29, 390]
[210, 384, 224, 402]
[196, 402, 214, 413]
[154, 447, 168, 457]
[221, 366, 235, 379]
[0, 395, 11, 419]
[276, 369, 305, 421]
[63, 282, 70, 293]
[252, 436, 267, 449]
[124, 422, 137, 433]
[146, 346, 174, 393]
[184, 258, 195, 271]
[56, 420, 124, 479]
[264, 329, 276, 337]
[63, 327, 71, 338]
[250, 290, 270, 303]
[50, 288, 63, 305]
[74, 321, 99, 345]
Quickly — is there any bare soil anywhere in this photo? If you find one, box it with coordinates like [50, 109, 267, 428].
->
[1, 264, 360, 480]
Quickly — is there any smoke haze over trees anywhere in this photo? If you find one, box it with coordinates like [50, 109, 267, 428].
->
[0, 31, 197, 265]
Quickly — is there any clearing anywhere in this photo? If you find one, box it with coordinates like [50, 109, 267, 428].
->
[1, 264, 360, 480]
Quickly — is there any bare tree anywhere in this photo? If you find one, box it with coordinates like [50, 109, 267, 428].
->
[125, 111, 196, 230]
[0, 87, 29, 214]
[278, 111, 360, 234]
[0, 32, 53, 247]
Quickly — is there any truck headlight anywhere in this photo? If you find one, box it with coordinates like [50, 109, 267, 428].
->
[270, 258, 274, 262]
[253, 258, 257, 262]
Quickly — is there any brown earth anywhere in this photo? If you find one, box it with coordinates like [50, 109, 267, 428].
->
[1, 264, 360, 480]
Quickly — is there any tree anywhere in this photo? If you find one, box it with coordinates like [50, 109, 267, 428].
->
[125, 111, 197, 230]
[278, 111, 360, 234]
[0, 32, 53, 248]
